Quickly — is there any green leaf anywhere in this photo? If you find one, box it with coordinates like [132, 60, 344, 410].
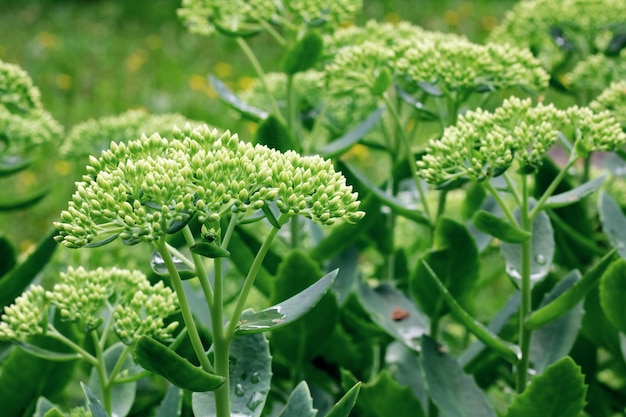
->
[43, 410, 64, 417]
[599, 258, 626, 334]
[371, 67, 392, 95]
[545, 175, 605, 208]
[357, 280, 429, 351]
[526, 250, 616, 330]
[473, 210, 532, 243]
[530, 271, 584, 373]
[340, 162, 430, 225]
[277, 381, 317, 417]
[411, 217, 479, 317]
[150, 250, 196, 280]
[261, 202, 283, 229]
[191, 242, 231, 258]
[155, 385, 183, 417]
[213, 19, 262, 37]
[581, 286, 621, 356]
[134, 336, 224, 392]
[0, 155, 32, 177]
[341, 369, 425, 417]
[500, 208, 554, 285]
[0, 234, 16, 278]
[325, 382, 361, 417]
[268, 250, 338, 361]
[193, 333, 271, 417]
[0, 186, 48, 211]
[421, 336, 497, 417]
[0, 228, 57, 308]
[598, 191, 626, 259]
[18, 342, 81, 361]
[318, 108, 385, 158]
[226, 227, 276, 297]
[417, 81, 443, 96]
[235, 269, 337, 334]
[81, 382, 110, 417]
[34, 397, 56, 417]
[209, 75, 268, 121]
[255, 114, 297, 153]
[505, 357, 587, 417]
[282, 31, 323, 74]
[88, 343, 136, 417]
[327, 246, 359, 306]
[385, 341, 428, 410]
[395, 86, 439, 120]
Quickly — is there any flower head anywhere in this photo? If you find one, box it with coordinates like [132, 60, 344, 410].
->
[0, 285, 47, 342]
[285, 0, 361, 28]
[178, 0, 277, 37]
[590, 81, 626, 127]
[0, 60, 42, 112]
[61, 109, 205, 160]
[565, 51, 626, 93]
[565, 106, 626, 155]
[55, 125, 364, 248]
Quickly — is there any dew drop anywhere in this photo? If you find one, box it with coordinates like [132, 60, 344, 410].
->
[535, 254, 547, 265]
[235, 383, 245, 397]
[247, 391, 265, 411]
[251, 371, 260, 384]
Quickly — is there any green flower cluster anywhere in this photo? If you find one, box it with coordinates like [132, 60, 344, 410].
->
[178, 0, 361, 36]
[489, 0, 626, 75]
[417, 97, 626, 187]
[0, 267, 178, 344]
[0, 60, 63, 154]
[0, 285, 47, 342]
[54, 124, 363, 248]
[394, 40, 549, 96]
[323, 21, 548, 99]
[178, 0, 276, 36]
[61, 109, 205, 160]
[590, 81, 626, 127]
[566, 51, 626, 93]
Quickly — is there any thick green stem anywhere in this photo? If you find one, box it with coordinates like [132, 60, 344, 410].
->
[482, 181, 518, 226]
[155, 240, 213, 373]
[91, 330, 112, 414]
[182, 226, 214, 309]
[383, 93, 433, 224]
[236, 38, 286, 125]
[529, 155, 577, 221]
[45, 325, 98, 366]
[211, 257, 231, 417]
[225, 214, 287, 338]
[517, 176, 532, 392]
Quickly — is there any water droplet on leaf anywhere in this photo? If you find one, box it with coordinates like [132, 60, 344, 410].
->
[235, 383, 245, 397]
[247, 391, 265, 411]
[535, 254, 547, 265]
[251, 371, 260, 384]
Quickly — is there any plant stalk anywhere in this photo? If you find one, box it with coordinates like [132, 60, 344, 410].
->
[516, 175, 532, 392]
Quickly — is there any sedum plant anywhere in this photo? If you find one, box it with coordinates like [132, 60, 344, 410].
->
[52, 124, 364, 417]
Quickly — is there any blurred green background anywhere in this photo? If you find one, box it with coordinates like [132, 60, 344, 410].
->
[0, 0, 517, 250]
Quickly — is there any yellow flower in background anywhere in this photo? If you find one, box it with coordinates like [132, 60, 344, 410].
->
[383, 12, 401, 24]
[125, 49, 148, 73]
[443, 9, 459, 27]
[55, 73, 72, 90]
[36, 31, 56, 49]
[237, 76, 254, 91]
[54, 160, 72, 176]
[188, 74, 217, 98]
[214, 62, 232, 79]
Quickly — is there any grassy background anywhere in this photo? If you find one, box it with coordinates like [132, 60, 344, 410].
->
[0, 0, 517, 250]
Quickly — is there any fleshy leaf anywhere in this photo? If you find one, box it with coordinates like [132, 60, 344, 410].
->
[81, 382, 110, 417]
[150, 250, 195, 280]
[530, 271, 584, 373]
[193, 333, 271, 417]
[598, 191, 626, 259]
[505, 357, 587, 417]
[155, 385, 183, 417]
[526, 250, 616, 330]
[34, 397, 56, 417]
[134, 336, 224, 392]
[341, 369, 425, 417]
[191, 242, 231, 258]
[422, 336, 497, 417]
[328, 246, 359, 306]
[357, 280, 429, 351]
[325, 382, 361, 417]
[0, 228, 58, 307]
[88, 343, 136, 417]
[417, 81, 443, 96]
[473, 210, 531, 243]
[545, 176, 605, 208]
[385, 341, 428, 410]
[209, 75, 268, 122]
[0, 187, 48, 211]
[282, 31, 323, 75]
[0, 234, 16, 278]
[0, 155, 31, 177]
[395, 86, 438, 120]
[277, 381, 317, 417]
[319, 108, 385, 158]
[255, 115, 297, 153]
[500, 207, 554, 285]
[235, 269, 337, 334]
[599, 258, 626, 334]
